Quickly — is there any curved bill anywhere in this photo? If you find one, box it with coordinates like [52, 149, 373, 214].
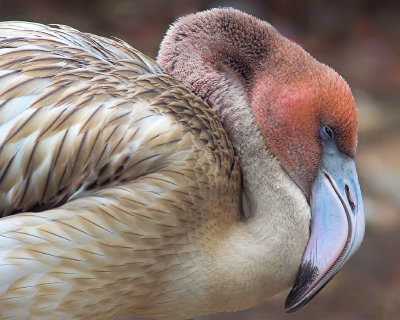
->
[285, 152, 365, 312]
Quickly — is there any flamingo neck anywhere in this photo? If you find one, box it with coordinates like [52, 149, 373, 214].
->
[158, 9, 311, 310]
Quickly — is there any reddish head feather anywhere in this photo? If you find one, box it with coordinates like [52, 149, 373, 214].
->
[158, 8, 358, 197]
[251, 47, 357, 195]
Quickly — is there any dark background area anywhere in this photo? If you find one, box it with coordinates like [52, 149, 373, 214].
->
[1, 0, 399, 319]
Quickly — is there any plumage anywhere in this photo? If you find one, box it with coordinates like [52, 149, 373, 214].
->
[0, 8, 364, 320]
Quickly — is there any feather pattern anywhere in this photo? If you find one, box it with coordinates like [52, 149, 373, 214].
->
[0, 22, 241, 320]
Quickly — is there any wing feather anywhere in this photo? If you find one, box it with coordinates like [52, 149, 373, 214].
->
[0, 22, 175, 216]
[0, 22, 241, 319]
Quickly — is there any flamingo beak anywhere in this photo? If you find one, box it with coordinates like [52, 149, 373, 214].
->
[285, 148, 365, 312]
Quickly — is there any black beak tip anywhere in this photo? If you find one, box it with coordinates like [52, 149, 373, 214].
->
[284, 261, 320, 313]
[285, 294, 299, 313]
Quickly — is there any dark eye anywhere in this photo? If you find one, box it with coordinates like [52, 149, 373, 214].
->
[319, 125, 334, 141]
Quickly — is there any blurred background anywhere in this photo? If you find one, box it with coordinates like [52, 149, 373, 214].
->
[1, 0, 398, 319]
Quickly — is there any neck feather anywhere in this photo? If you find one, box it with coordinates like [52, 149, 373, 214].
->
[157, 8, 272, 125]
[158, 8, 311, 309]
[157, 8, 283, 219]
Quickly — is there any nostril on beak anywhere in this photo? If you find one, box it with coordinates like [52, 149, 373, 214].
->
[345, 184, 356, 211]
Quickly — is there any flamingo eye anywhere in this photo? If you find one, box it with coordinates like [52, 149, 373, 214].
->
[319, 126, 334, 141]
